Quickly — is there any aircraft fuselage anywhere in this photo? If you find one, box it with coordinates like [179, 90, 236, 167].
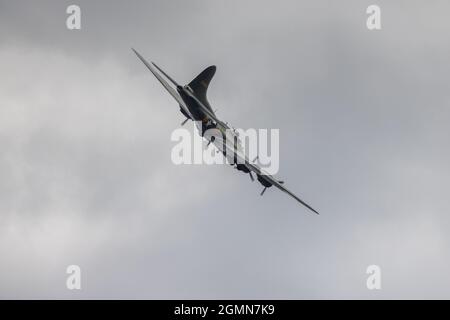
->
[177, 85, 217, 133]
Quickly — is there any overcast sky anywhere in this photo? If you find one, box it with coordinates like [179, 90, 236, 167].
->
[1, 0, 450, 299]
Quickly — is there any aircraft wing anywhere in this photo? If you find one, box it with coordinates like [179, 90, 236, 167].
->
[247, 160, 319, 215]
[213, 136, 319, 214]
[251, 163, 319, 214]
[132, 49, 193, 119]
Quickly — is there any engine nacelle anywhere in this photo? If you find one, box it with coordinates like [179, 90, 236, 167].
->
[236, 164, 250, 173]
[257, 174, 273, 188]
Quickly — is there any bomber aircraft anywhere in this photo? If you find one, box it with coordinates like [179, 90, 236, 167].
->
[133, 48, 319, 214]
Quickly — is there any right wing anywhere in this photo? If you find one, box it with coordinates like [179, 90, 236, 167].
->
[249, 162, 319, 215]
[132, 48, 193, 119]
[211, 133, 319, 215]
[244, 158, 319, 215]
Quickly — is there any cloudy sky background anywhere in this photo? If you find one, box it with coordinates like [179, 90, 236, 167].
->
[1, 0, 450, 299]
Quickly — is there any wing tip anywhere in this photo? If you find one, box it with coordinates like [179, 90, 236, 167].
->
[308, 204, 320, 215]
[304, 204, 319, 215]
[298, 198, 320, 215]
[131, 48, 145, 62]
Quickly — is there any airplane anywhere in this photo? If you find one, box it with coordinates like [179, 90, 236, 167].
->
[132, 48, 319, 214]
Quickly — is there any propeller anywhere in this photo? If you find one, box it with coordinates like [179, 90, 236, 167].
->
[260, 187, 267, 196]
[206, 136, 216, 147]
[181, 118, 189, 126]
[249, 172, 255, 182]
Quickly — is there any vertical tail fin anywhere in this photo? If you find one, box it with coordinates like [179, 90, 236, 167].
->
[187, 66, 216, 112]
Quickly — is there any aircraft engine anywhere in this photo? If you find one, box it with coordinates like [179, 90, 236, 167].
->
[257, 174, 273, 188]
[235, 164, 255, 181]
[236, 164, 249, 173]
